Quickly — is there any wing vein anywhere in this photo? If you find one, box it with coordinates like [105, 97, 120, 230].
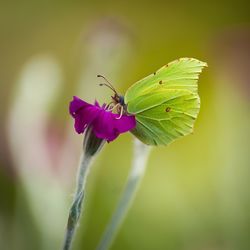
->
[136, 118, 166, 145]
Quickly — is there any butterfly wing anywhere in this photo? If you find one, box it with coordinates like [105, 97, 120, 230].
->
[125, 58, 207, 104]
[125, 58, 206, 146]
[127, 89, 200, 145]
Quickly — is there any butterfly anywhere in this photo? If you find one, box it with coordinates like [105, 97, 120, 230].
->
[98, 58, 207, 146]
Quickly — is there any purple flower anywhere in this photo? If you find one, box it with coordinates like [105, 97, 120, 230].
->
[69, 96, 136, 142]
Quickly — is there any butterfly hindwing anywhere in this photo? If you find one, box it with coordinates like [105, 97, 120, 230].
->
[128, 89, 200, 145]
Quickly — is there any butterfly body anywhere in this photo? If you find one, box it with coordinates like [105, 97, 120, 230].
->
[121, 57, 207, 146]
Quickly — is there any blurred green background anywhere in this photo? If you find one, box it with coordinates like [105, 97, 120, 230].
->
[0, 1, 249, 250]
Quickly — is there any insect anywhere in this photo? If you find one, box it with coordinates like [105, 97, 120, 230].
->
[98, 58, 207, 146]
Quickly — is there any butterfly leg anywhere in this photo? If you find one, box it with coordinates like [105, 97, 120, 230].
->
[115, 105, 123, 119]
[107, 103, 119, 111]
[104, 101, 115, 110]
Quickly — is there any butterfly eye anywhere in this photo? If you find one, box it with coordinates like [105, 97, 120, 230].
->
[159, 80, 163, 84]
[165, 107, 171, 112]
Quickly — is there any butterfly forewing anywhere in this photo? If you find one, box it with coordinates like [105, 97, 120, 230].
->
[125, 58, 207, 104]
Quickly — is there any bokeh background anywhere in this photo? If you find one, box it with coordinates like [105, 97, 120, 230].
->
[0, 1, 249, 250]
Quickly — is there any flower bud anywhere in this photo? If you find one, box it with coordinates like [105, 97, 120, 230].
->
[83, 126, 106, 156]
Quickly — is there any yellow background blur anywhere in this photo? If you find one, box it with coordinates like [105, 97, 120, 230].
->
[0, 1, 249, 250]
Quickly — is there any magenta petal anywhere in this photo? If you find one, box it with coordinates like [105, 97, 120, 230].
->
[113, 114, 136, 133]
[69, 96, 100, 134]
[69, 96, 87, 117]
[92, 111, 136, 142]
[94, 100, 101, 108]
[92, 110, 118, 141]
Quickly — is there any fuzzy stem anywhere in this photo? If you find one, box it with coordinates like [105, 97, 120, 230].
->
[63, 127, 105, 250]
[63, 153, 92, 250]
[97, 139, 151, 250]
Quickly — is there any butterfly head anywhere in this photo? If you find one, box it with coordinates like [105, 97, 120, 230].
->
[117, 95, 125, 105]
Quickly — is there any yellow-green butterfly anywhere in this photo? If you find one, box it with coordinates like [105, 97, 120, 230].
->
[99, 58, 207, 146]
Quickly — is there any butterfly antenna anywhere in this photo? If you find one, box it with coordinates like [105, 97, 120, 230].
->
[97, 75, 118, 95]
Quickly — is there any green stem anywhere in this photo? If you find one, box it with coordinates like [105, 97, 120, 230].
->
[63, 153, 92, 250]
[97, 139, 151, 250]
[63, 127, 105, 250]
